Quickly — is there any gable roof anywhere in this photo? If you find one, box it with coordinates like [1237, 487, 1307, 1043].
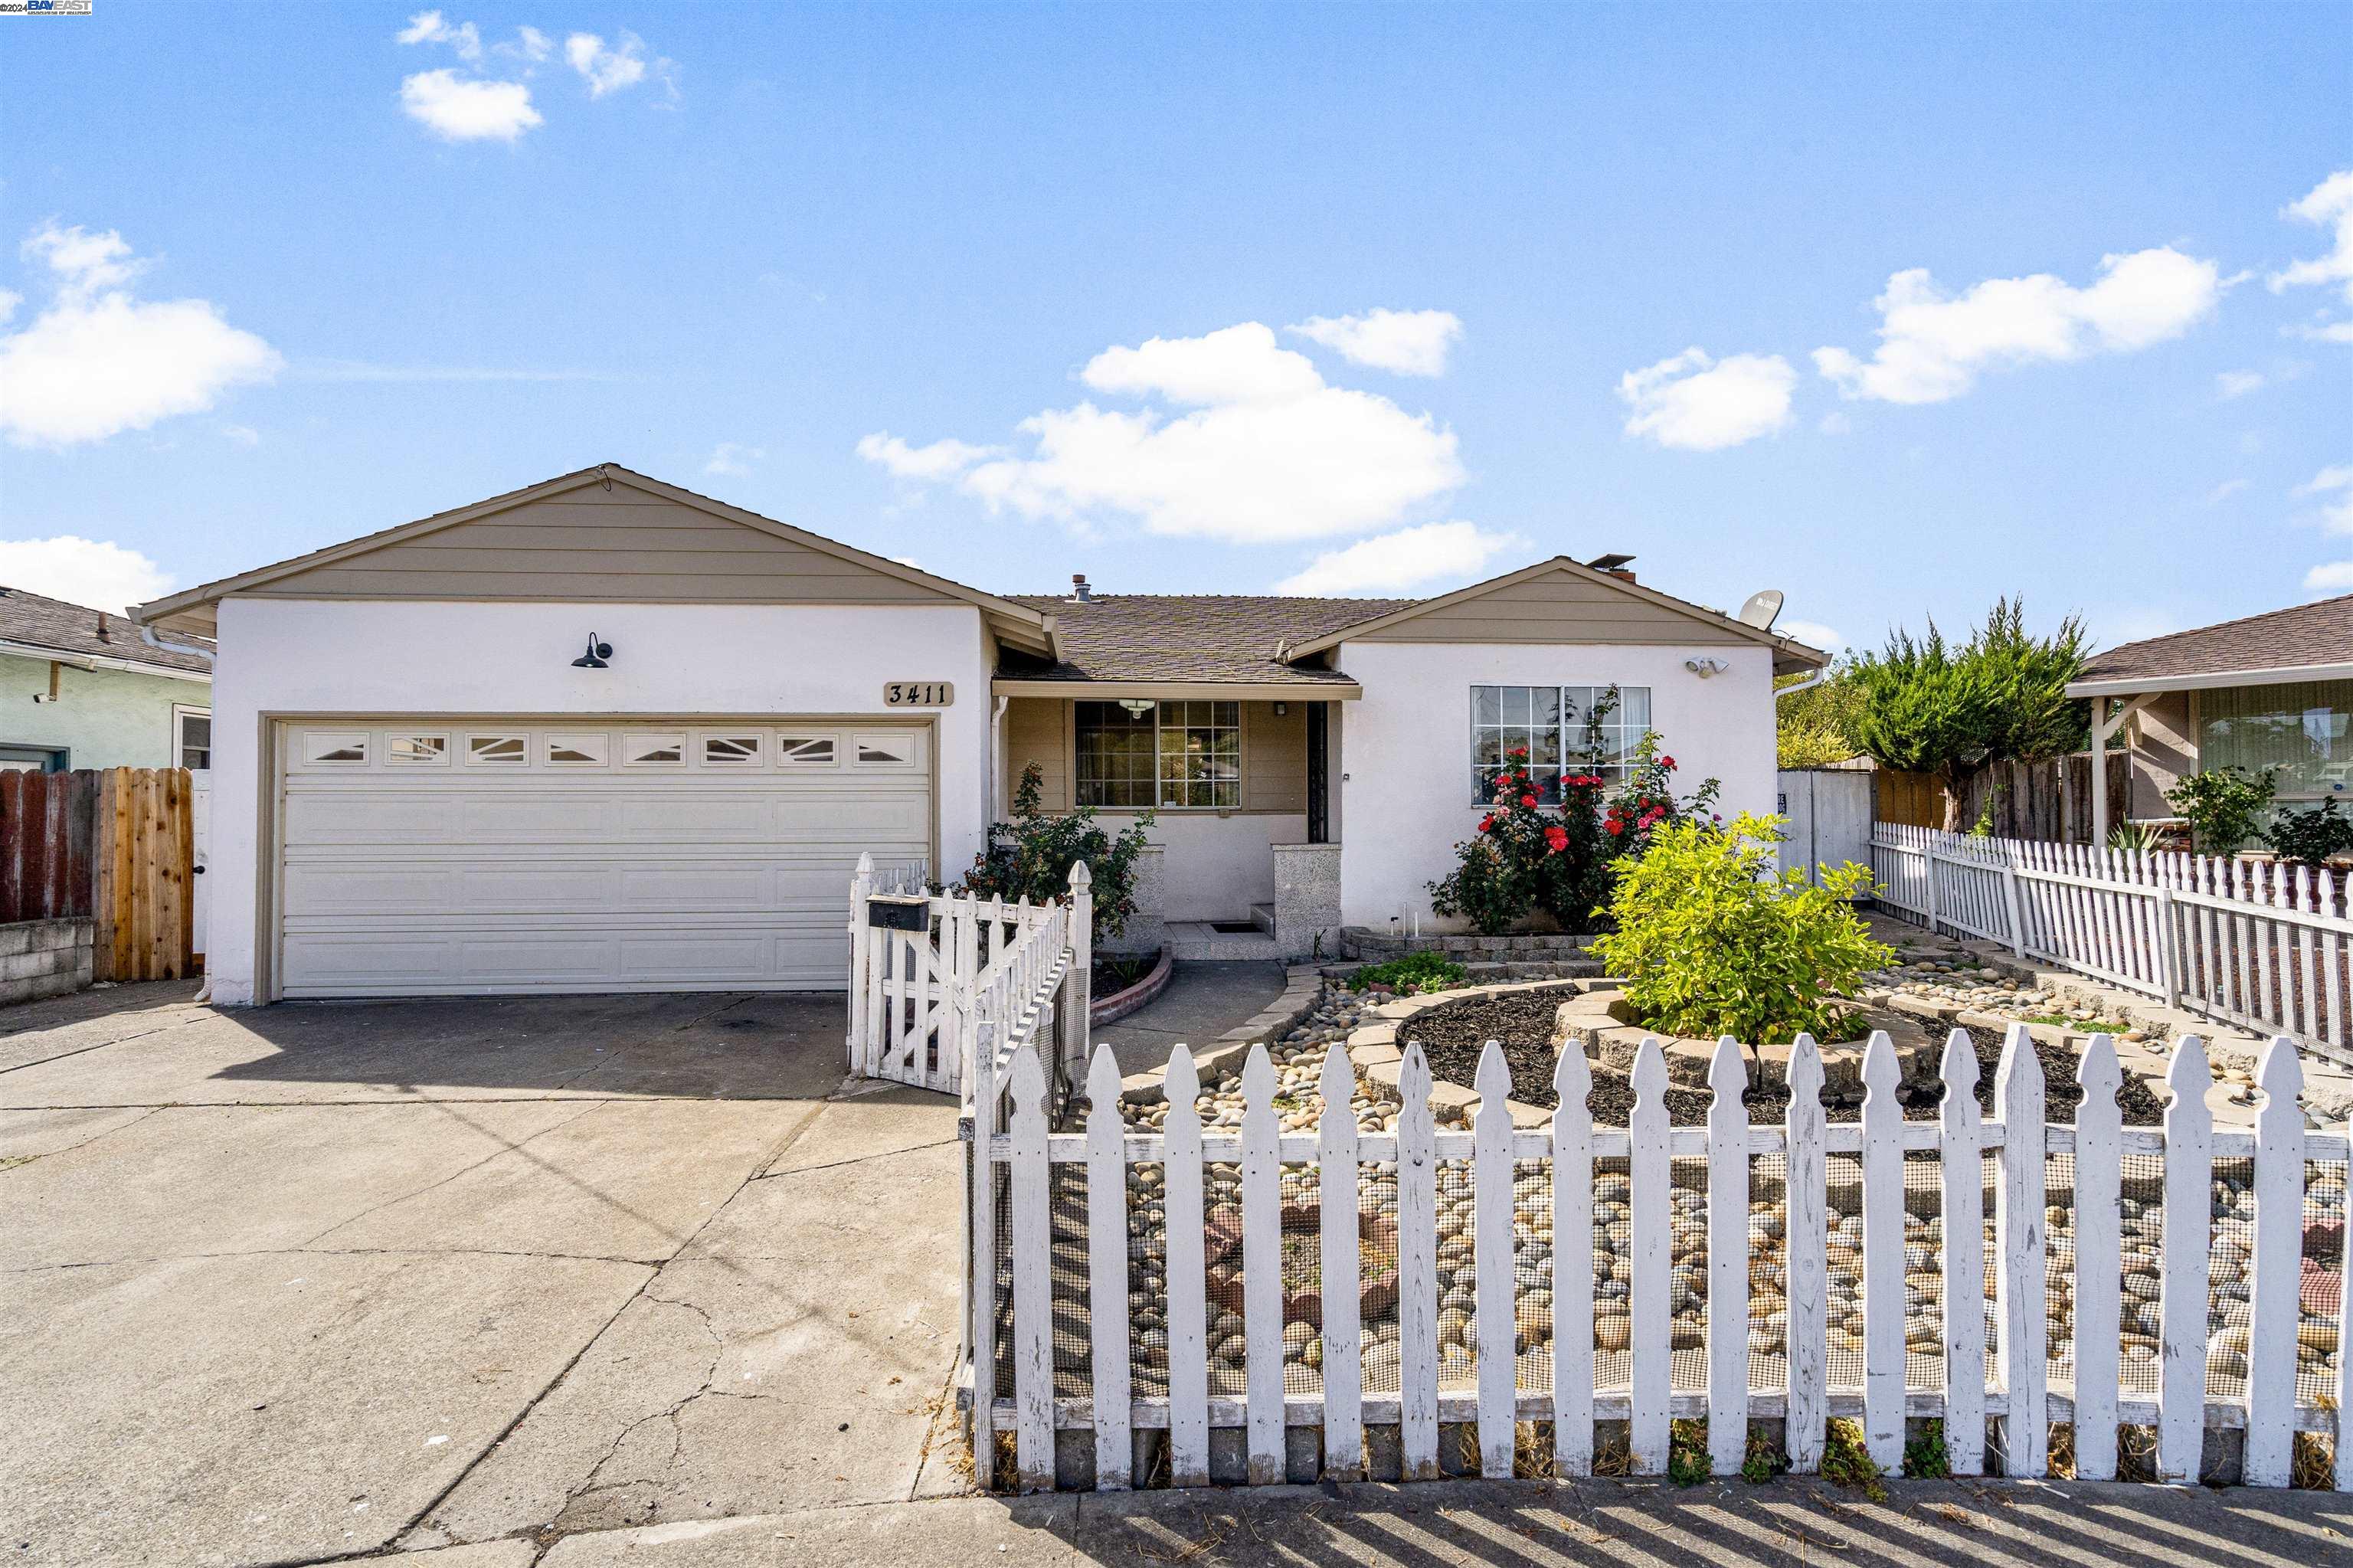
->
[1281, 556, 1828, 674]
[129, 464, 1058, 657]
[997, 594, 1413, 689]
[0, 586, 213, 679]
[2069, 593, 2353, 695]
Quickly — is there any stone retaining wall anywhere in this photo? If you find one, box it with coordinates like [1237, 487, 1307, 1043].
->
[1, 918, 94, 1006]
[1342, 927, 1598, 964]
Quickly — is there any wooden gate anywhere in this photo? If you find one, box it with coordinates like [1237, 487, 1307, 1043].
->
[0, 767, 198, 980]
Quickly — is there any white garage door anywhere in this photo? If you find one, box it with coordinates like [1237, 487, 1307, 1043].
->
[277, 721, 931, 997]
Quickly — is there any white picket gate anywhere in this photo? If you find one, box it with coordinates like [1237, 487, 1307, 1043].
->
[1872, 823, 2353, 1066]
[966, 1024, 2353, 1494]
[846, 854, 1091, 1097]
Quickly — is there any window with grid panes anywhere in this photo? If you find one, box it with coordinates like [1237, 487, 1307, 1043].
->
[1076, 699, 1241, 809]
[1469, 684, 1650, 803]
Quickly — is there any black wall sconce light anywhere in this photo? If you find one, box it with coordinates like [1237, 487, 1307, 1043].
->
[571, 634, 613, 669]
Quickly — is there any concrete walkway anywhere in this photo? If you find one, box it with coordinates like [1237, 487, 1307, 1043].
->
[0, 980, 967, 1568]
[1089, 960, 1291, 1075]
[370, 1473, 2350, 1566]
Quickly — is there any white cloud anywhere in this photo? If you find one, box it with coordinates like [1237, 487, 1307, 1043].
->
[221, 424, 260, 447]
[856, 432, 999, 481]
[880, 322, 1464, 545]
[702, 442, 763, 477]
[0, 223, 280, 448]
[401, 69, 541, 142]
[1275, 521, 1525, 596]
[0, 536, 174, 614]
[1617, 348, 1797, 451]
[1777, 619, 1846, 655]
[1814, 247, 2226, 404]
[2295, 318, 2353, 345]
[2297, 464, 2353, 535]
[1818, 411, 1853, 435]
[2216, 369, 2266, 399]
[506, 25, 552, 64]
[2202, 479, 2248, 506]
[398, 10, 481, 61]
[567, 31, 668, 98]
[1286, 309, 1463, 377]
[2271, 170, 2353, 304]
[2304, 561, 2353, 595]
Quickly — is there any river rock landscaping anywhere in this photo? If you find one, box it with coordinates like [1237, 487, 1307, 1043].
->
[1077, 977, 2348, 1429]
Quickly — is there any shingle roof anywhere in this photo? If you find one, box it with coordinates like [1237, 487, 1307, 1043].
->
[2075, 594, 2353, 686]
[999, 594, 1413, 685]
[0, 587, 214, 676]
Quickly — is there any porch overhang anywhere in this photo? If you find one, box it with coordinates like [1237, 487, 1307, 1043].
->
[988, 679, 1363, 701]
[2066, 661, 2353, 699]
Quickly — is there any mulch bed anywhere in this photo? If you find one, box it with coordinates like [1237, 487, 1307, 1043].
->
[1399, 987, 2168, 1128]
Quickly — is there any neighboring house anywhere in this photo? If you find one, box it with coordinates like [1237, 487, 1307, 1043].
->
[2068, 593, 2353, 842]
[1, 586, 213, 774]
[129, 463, 1821, 1004]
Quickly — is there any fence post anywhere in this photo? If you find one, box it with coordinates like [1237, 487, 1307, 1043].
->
[967, 1020, 999, 1491]
[2243, 1037, 2306, 1487]
[1068, 862, 1094, 1083]
[1922, 833, 1942, 937]
[849, 852, 875, 1075]
[1998, 849, 2027, 957]
[2153, 881, 2180, 1010]
[1992, 1024, 2047, 1477]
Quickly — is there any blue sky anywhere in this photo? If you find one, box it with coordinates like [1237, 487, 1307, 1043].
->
[2, 3, 2348, 656]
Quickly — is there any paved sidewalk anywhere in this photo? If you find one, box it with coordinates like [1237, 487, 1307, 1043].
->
[1090, 960, 1291, 1075]
[365, 1473, 2352, 1566]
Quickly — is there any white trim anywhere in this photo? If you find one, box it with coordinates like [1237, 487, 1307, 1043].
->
[0, 638, 213, 685]
[2068, 662, 2353, 698]
[172, 702, 214, 771]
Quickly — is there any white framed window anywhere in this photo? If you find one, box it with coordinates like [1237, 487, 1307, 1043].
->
[1469, 684, 1651, 803]
[465, 735, 529, 765]
[544, 733, 610, 766]
[1075, 699, 1240, 810]
[174, 705, 212, 771]
[777, 735, 837, 766]
[302, 732, 368, 765]
[2198, 679, 2353, 798]
[624, 733, 686, 766]
[702, 734, 762, 766]
[386, 734, 450, 765]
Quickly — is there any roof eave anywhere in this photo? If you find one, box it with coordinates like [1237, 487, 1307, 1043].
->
[2067, 661, 2353, 699]
[990, 678, 1363, 700]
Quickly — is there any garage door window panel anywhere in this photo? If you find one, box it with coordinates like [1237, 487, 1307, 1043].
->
[303, 732, 369, 765]
[626, 735, 686, 766]
[778, 735, 837, 766]
[702, 735, 763, 766]
[545, 734, 610, 765]
[467, 735, 529, 765]
[388, 734, 450, 765]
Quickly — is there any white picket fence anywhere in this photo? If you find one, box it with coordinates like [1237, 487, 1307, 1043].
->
[1872, 823, 2353, 1066]
[966, 1023, 2353, 1494]
[846, 854, 1091, 1098]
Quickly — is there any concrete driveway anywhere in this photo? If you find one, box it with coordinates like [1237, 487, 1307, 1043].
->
[0, 981, 968, 1567]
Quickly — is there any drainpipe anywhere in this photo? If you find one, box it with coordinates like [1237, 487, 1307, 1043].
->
[989, 695, 1010, 827]
[1774, 669, 1828, 699]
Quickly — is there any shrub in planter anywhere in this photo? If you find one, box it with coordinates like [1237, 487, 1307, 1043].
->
[1590, 813, 1890, 1045]
[2165, 764, 2276, 854]
[962, 762, 1155, 944]
[1346, 951, 1468, 996]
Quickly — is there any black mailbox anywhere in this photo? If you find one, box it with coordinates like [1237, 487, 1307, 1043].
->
[866, 893, 931, 931]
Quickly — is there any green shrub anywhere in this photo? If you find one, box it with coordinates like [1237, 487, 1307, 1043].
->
[2266, 797, 2353, 869]
[962, 762, 1155, 945]
[1346, 951, 1469, 996]
[1590, 813, 1891, 1044]
[2165, 764, 2276, 854]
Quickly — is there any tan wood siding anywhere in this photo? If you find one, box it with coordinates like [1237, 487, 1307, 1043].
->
[1002, 697, 1304, 814]
[1242, 701, 1306, 813]
[1347, 575, 1753, 645]
[240, 489, 959, 605]
[1003, 697, 1070, 811]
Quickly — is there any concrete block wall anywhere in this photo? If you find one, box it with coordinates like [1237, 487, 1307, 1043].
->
[0, 918, 95, 1005]
[1271, 842, 1342, 961]
[1342, 925, 1596, 964]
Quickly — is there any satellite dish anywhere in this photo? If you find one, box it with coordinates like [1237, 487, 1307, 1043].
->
[1737, 589, 1785, 630]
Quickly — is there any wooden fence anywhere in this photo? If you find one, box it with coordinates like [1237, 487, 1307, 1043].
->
[847, 855, 1091, 1099]
[967, 1026, 2351, 1493]
[0, 768, 196, 980]
[1872, 823, 2352, 1065]
[1874, 758, 2129, 843]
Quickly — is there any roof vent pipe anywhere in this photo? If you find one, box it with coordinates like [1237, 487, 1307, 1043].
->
[1070, 574, 1092, 603]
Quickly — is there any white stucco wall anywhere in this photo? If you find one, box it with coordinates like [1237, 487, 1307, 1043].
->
[1097, 810, 1307, 923]
[1336, 641, 1779, 931]
[1, 654, 206, 769]
[204, 597, 993, 1003]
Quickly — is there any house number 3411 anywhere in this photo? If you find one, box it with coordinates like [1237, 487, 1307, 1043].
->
[883, 682, 954, 707]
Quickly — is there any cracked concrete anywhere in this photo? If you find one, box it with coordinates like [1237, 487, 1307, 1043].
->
[0, 980, 964, 1568]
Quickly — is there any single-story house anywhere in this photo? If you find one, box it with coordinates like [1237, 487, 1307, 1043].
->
[129, 463, 1822, 1003]
[2, 587, 213, 774]
[2067, 593, 2353, 842]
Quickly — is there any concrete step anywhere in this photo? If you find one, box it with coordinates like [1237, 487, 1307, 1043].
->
[1248, 902, 1277, 935]
[1165, 921, 1285, 961]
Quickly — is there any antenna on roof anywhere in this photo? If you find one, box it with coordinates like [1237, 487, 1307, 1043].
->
[1736, 589, 1785, 631]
